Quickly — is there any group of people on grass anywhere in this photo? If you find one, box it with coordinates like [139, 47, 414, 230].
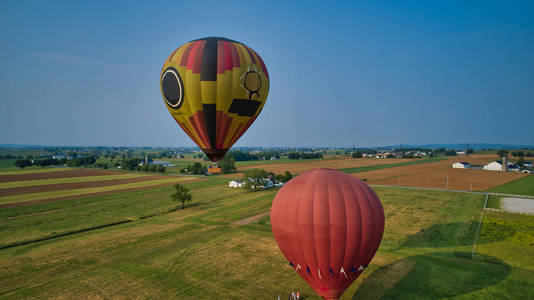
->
[277, 291, 300, 300]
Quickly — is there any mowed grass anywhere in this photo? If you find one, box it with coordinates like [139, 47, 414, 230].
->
[339, 157, 445, 174]
[477, 210, 534, 270]
[0, 174, 147, 189]
[0, 179, 532, 299]
[0, 177, 196, 205]
[0, 159, 17, 168]
[486, 174, 534, 196]
[0, 180, 243, 248]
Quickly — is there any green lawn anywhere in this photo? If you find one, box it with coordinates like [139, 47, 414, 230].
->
[486, 175, 534, 196]
[0, 178, 532, 299]
[339, 157, 446, 174]
[0, 159, 17, 168]
[485, 194, 501, 209]
[0, 167, 71, 175]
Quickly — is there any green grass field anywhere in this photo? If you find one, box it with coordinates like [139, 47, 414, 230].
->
[0, 167, 71, 175]
[0, 176, 532, 299]
[338, 157, 446, 174]
[486, 195, 501, 209]
[0, 159, 17, 169]
[486, 175, 534, 196]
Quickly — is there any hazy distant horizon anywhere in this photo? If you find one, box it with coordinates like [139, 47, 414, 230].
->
[1, 1, 533, 147]
[2, 142, 533, 151]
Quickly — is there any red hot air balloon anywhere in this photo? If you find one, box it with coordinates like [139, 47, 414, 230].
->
[270, 169, 385, 300]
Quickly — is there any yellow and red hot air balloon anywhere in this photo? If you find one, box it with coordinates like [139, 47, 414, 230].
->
[160, 37, 269, 161]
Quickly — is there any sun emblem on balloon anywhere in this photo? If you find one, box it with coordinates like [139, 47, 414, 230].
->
[240, 66, 262, 100]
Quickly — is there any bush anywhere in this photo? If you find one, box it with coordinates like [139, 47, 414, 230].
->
[220, 156, 237, 174]
[15, 159, 32, 169]
[352, 151, 363, 158]
[243, 168, 268, 191]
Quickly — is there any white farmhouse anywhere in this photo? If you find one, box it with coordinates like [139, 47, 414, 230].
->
[229, 179, 243, 188]
[484, 161, 504, 171]
[263, 179, 274, 189]
[452, 162, 471, 169]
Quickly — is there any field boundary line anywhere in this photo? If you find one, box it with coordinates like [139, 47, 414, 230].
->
[370, 184, 534, 198]
[472, 193, 489, 258]
[0, 220, 133, 250]
[0, 205, 187, 250]
[338, 157, 446, 174]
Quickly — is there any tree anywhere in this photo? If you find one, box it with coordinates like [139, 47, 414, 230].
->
[466, 148, 474, 154]
[121, 158, 141, 170]
[243, 168, 268, 191]
[276, 171, 293, 183]
[445, 150, 457, 156]
[171, 184, 192, 209]
[156, 165, 166, 173]
[15, 159, 32, 169]
[497, 150, 509, 159]
[220, 156, 237, 174]
[188, 162, 206, 175]
[352, 151, 363, 158]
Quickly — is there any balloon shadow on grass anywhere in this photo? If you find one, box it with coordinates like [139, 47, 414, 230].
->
[400, 222, 514, 249]
[352, 252, 511, 299]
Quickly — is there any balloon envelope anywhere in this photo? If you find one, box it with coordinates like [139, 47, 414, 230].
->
[160, 37, 269, 161]
[270, 169, 385, 300]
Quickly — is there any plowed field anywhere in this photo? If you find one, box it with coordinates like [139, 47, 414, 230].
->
[352, 155, 525, 190]
[0, 169, 116, 182]
[230, 158, 415, 176]
[0, 168, 199, 207]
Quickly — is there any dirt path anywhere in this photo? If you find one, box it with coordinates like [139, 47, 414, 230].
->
[235, 211, 270, 225]
[0, 179, 200, 209]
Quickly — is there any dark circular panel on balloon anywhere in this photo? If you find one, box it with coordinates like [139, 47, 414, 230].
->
[161, 67, 184, 109]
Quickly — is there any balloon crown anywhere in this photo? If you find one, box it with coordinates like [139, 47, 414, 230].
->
[189, 36, 239, 43]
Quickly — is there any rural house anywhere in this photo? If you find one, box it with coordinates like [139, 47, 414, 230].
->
[229, 179, 244, 188]
[484, 161, 504, 171]
[452, 162, 471, 169]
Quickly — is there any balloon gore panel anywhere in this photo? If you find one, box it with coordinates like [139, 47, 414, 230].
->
[270, 169, 385, 300]
[160, 37, 269, 161]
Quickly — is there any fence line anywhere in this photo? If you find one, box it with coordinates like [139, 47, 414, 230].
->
[472, 193, 489, 259]
[369, 184, 534, 199]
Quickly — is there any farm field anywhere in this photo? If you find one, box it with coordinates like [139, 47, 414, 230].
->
[486, 175, 534, 196]
[0, 167, 72, 176]
[229, 157, 417, 176]
[0, 177, 532, 299]
[351, 155, 525, 191]
[0, 169, 200, 207]
[224, 154, 525, 192]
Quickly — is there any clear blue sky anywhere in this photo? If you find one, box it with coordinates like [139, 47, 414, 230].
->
[1, 0, 533, 147]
